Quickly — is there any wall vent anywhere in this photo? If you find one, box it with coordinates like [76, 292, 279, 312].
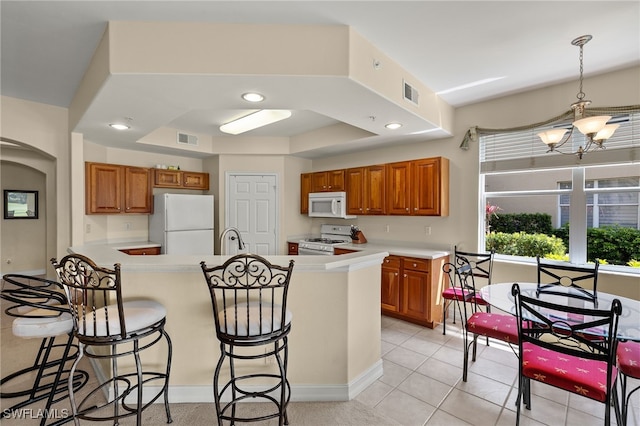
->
[177, 132, 198, 146]
[403, 80, 419, 106]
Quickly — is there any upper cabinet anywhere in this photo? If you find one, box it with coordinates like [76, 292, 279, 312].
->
[85, 162, 153, 214]
[346, 165, 386, 215]
[312, 169, 345, 192]
[386, 157, 449, 216]
[301, 157, 449, 217]
[300, 173, 313, 214]
[153, 169, 209, 190]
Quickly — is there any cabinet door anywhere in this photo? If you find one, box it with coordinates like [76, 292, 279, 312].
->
[183, 172, 209, 190]
[312, 172, 328, 192]
[334, 247, 356, 255]
[381, 256, 401, 313]
[365, 165, 386, 215]
[86, 162, 123, 214]
[401, 268, 430, 322]
[327, 169, 345, 191]
[413, 158, 446, 216]
[120, 247, 160, 255]
[288, 242, 299, 255]
[386, 161, 412, 215]
[346, 167, 365, 215]
[300, 173, 312, 213]
[154, 170, 182, 188]
[124, 166, 152, 213]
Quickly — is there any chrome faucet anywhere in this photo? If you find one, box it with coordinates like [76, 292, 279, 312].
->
[219, 227, 246, 254]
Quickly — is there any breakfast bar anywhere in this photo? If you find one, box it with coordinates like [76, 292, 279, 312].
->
[66, 243, 389, 403]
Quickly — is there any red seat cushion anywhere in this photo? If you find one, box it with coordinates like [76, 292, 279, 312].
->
[617, 341, 640, 379]
[522, 342, 617, 403]
[467, 312, 519, 343]
[442, 288, 488, 305]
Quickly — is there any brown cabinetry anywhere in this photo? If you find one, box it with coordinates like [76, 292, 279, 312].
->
[333, 247, 356, 255]
[300, 173, 312, 214]
[153, 169, 209, 190]
[346, 165, 386, 215]
[287, 242, 299, 255]
[312, 170, 345, 192]
[85, 162, 153, 214]
[119, 246, 161, 256]
[386, 157, 449, 216]
[381, 255, 447, 328]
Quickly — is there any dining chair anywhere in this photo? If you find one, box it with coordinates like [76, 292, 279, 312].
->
[51, 254, 172, 426]
[200, 254, 295, 426]
[442, 258, 518, 382]
[536, 256, 600, 305]
[617, 340, 640, 426]
[441, 247, 494, 336]
[1, 274, 89, 426]
[512, 282, 622, 426]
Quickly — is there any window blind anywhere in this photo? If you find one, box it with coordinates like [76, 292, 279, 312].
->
[480, 111, 640, 173]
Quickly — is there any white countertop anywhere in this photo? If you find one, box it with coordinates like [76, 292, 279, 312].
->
[288, 237, 450, 260]
[67, 241, 389, 273]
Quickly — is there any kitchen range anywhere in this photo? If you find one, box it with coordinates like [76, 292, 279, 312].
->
[298, 224, 353, 255]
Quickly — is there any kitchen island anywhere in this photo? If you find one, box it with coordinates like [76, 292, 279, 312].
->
[64, 242, 388, 403]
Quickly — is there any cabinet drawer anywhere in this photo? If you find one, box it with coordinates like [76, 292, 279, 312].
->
[403, 257, 430, 272]
[334, 248, 356, 255]
[287, 243, 299, 255]
[382, 255, 401, 269]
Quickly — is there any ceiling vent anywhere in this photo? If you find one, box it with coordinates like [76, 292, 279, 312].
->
[177, 132, 198, 146]
[403, 80, 419, 106]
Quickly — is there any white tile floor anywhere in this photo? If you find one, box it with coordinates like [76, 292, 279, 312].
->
[356, 314, 640, 426]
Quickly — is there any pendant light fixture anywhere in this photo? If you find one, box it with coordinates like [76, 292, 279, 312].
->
[537, 35, 619, 159]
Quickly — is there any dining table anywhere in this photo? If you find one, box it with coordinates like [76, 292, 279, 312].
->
[480, 282, 640, 341]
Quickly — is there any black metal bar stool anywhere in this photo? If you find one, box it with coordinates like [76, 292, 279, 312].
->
[200, 254, 295, 426]
[51, 254, 172, 426]
[1, 274, 89, 426]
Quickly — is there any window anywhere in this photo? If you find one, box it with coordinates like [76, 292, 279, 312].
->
[479, 110, 640, 271]
[559, 177, 639, 228]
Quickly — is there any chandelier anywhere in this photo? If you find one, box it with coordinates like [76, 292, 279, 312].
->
[537, 35, 619, 159]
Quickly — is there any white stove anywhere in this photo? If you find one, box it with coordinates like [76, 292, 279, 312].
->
[298, 224, 353, 255]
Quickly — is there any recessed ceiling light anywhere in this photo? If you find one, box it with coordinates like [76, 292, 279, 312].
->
[385, 122, 402, 130]
[109, 123, 130, 130]
[220, 110, 292, 135]
[241, 92, 265, 102]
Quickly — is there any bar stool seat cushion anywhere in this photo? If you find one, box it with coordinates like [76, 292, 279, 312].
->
[12, 306, 73, 338]
[78, 300, 167, 337]
[218, 301, 292, 336]
[617, 341, 640, 378]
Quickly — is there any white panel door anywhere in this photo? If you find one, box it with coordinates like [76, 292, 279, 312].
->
[227, 174, 277, 255]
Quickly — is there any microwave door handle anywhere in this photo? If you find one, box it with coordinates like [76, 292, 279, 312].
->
[331, 199, 338, 215]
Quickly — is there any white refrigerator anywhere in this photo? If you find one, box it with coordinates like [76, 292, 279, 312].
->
[149, 194, 214, 255]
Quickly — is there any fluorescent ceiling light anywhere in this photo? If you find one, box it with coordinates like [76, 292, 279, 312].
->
[219, 110, 292, 135]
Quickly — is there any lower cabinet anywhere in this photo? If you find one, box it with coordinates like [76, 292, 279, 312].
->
[119, 247, 161, 256]
[287, 242, 299, 255]
[381, 254, 447, 328]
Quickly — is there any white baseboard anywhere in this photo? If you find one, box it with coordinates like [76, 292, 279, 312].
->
[111, 358, 384, 404]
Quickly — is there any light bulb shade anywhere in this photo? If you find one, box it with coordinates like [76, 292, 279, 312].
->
[593, 123, 619, 141]
[573, 115, 611, 135]
[220, 110, 292, 135]
[538, 128, 568, 145]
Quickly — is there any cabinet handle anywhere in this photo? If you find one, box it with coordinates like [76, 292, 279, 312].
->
[405, 207, 409, 211]
[394, 273, 398, 276]
[414, 207, 418, 211]
[404, 274, 408, 278]
[413, 263, 417, 267]
[385, 259, 389, 263]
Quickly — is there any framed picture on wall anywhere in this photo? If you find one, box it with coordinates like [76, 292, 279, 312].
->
[4, 190, 38, 219]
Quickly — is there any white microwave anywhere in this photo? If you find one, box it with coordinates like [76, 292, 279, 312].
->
[308, 191, 356, 219]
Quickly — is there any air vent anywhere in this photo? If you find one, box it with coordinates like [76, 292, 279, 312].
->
[177, 132, 198, 146]
[403, 80, 419, 106]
